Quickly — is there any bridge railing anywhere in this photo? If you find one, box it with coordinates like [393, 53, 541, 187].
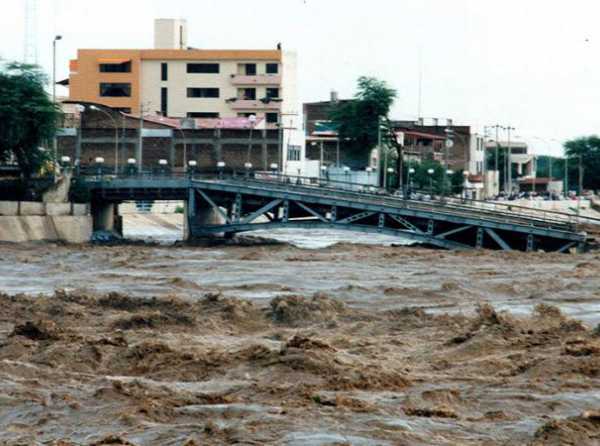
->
[210, 171, 599, 232]
[79, 170, 600, 232]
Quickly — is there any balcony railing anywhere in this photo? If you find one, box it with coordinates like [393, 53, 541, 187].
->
[230, 74, 282, 85]
[228, 98, 282, 110]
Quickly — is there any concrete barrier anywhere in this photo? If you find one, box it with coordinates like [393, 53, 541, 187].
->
[0, 201, 19, 216]
[19, 202, 46, 216]
[0, 215, 92, 243]
[52, 216, 93, 243]
[72, 203, 89, 216]
[46, 203, 72, 216]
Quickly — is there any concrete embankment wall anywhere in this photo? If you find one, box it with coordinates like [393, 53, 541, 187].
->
[0, 201, 92, 243]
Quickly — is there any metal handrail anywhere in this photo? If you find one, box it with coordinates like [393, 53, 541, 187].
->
[210, 177, 576, 232]
[79, 170, 598, 233]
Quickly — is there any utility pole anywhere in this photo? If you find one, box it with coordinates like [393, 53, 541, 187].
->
[504, 126, 515, 194]
[52, 35, 62, 163]
[578, 154, 583, 217]
[138, 103, 144, 171]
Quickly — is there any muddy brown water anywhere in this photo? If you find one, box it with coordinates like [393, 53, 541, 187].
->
[0, 242, 599, 445]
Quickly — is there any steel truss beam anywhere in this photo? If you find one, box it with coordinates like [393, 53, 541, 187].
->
[194, 221, 472, 251]
[196, 189, 231, 223]
[295, 201, 328, 222]
[241, 199, 282, 224]
[485, 228, 512, 251]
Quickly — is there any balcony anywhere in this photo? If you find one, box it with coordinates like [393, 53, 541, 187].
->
[228, 98, 282, 111]
[230, 74, 282, 86]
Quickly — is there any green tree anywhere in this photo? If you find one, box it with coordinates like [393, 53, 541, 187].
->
[0, 62, 61, 178]
[329, 76, 399, 169]
[563, 136, 600, 192]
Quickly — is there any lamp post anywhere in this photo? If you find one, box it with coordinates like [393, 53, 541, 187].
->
[127, 158, 136, 176]
[89, 105, 120, 175]
[427, 168, 434, 196]
[158, 159, 168, 176]
[366, 166, 373, 188]
[52, 35, 62, 164]
[407, 167, 415, 198]
[386, 167, 394, 191]
[462, 170, 470, 200]
[217, 161, 226, 179]
[446, 169, 454, 198]
[95, 157, 104, 179]
[188, 160, 197, 178]
[343, 166, 350, 189]
[246, 114, 257, 165]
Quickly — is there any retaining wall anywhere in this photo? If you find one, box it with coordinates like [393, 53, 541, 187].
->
[0, 201, 92, 243]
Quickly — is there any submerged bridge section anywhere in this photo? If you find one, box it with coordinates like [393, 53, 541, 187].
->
[86, 174, 591, 252]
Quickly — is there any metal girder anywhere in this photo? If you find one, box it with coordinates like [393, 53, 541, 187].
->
[557, 241, 577, 253]
[388, 214, 423, 233]
[196, 189, 231, 224]
[476, 227, 484, 248]
[283, 200, 289, 222]
[437, 225, 473, 239]
[241, 199, 282, 224]
[527, 234, 535, 252]
[378, 213, 385, 230]
[233, 193, 242, 223]
[337, 211, 376, 224]
[427, 220, 434, 234]
[485, 228, 512, 251]
[295, 201, 328, 222]
[193, 221, 473, 251]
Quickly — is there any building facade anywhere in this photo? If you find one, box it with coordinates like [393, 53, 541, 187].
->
[64, 19, 305, 175]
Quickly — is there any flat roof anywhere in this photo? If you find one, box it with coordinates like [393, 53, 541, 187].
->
[77, 49, 281, 61]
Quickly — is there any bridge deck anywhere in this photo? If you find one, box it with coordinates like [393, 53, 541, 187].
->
[86, 174, 594, 252]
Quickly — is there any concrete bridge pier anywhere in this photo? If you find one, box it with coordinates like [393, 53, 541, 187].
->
[91, 202, 122, 236]
[184, 189, 226, 241]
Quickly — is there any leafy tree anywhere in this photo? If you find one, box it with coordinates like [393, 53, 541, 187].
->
[329, 76, 400, 172]
[0, 62, 61, 178]
[563, 136, 600, 192]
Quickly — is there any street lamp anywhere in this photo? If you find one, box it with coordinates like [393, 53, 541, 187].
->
[89, 105, 120, 175]
[188, 160, 197, 178]
[127, 158, 136, 176]
[386, 167, 394, 191]
[246, 114, 257, 165]
[217, 161, 226, 179]
[158, 159, 168, 176]
[407, 167, 415, 197]
[52, 35, 62, 163]
[427, 168, 435, 196]
[95, 157, 104, 179]
[244, 162, 252, 179]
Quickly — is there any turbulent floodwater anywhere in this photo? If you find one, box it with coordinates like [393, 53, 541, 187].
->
[0, 225, 600, 445]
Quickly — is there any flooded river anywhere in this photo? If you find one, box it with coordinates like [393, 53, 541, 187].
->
[0, 229, 599, 445]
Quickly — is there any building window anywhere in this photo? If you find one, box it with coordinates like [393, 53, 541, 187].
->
[99, 62, 131, 73]
[187, 112, 220, 118]
[266, 88, 280, 99]
[187, 88, 220, 98]
[266, 63, 279, 74]
[161, 63, 168, 81]
[287, 145, 301, 161]
[161, 87, 168, 116]
[266, 113, 279, 124]
[187, 63, 220, 74]
[245, 63, 257, 75]
[99, 83, 131, 97]
[238, 88, 256, 100]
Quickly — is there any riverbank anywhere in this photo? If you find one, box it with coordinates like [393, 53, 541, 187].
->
[0, 243, 599, 445]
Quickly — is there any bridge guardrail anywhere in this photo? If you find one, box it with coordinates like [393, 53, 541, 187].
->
[80, 170, 599, 233]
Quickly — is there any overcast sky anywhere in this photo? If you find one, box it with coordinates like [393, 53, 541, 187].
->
[1, 0, 599, 155]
